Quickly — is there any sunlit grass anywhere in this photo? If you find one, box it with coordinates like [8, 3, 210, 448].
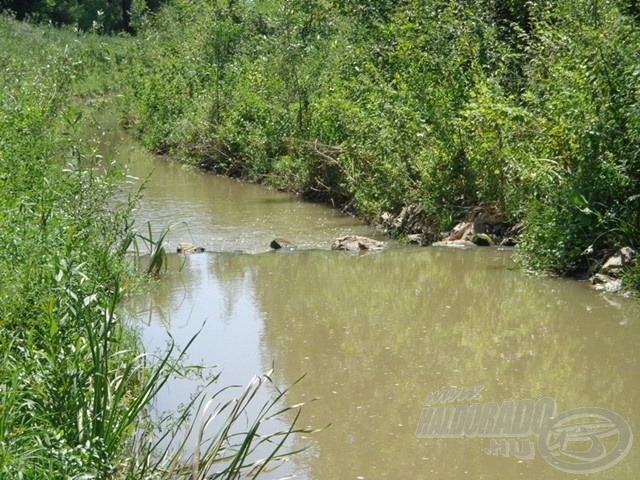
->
[0, 15, 310, 479]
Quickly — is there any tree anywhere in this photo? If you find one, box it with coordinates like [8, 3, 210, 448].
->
[0, 0, 165, 33]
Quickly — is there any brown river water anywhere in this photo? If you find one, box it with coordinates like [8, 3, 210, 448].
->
[95, 108, 640, 479]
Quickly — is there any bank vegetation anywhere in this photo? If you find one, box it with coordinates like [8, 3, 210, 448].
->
[1, 0, 639, 475]
[0, 15, 305, 479]
[119, 0, 640, 289]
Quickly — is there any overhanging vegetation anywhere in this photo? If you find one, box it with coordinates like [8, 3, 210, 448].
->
[120, 0, 639, 286]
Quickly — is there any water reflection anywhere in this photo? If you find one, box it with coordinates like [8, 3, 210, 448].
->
[130, 248, 639, 480]
[125, 152, 379, 254]
[102, 104, 640, 479]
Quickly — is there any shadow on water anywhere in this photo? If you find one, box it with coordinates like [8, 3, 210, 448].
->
[97, 105, 640, 479]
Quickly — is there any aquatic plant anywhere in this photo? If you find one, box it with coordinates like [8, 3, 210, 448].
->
[133, 221, 171, 277]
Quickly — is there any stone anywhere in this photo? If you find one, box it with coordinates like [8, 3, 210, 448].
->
[591, 273, 623, 293]
[431, 240, 477, 248]
[601, 247, 636, 276]
[270, 238, 297, 251]
[591, 273, 626, 293]
[177, 242, 205, 254]
[591, 273, 615, 285]
[331, 235, 386, 252]
[471, 233, 494, 246]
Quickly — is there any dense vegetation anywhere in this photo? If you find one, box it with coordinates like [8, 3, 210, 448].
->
[120, 0, 640, 289]
[0, 16, 304, 478]
[0, 17, 137, 476]
[0, 0, 166, 33]
[1, 1, 638, 476]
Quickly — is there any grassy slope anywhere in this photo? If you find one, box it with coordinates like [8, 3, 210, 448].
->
[0, 16, 141, 477]
[0, 15, 307, 479]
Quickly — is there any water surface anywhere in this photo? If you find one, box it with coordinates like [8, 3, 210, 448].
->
[99, 109, 640, 479]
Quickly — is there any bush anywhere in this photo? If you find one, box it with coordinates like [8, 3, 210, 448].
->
[120, 0, 640, 286]
[0, 16, 308, 478]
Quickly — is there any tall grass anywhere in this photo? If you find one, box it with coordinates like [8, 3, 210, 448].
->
[132, 221, 172, 277]
[0, 15, 310, 479]
[132, 368, 311, 479]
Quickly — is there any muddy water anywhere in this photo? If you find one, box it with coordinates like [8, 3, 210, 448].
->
[98, 110, 640, 479]
[120, 141, 377, 255]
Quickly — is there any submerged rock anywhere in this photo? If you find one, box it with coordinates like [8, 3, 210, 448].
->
[270, 238, 297, 251]
[431, 240, 477, 248]
[177, 242, 205, 254]
[331, 235, 386, 252]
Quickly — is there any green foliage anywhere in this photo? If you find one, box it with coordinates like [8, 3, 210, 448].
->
[0, 0, 161, 33]
[624, 264, 640, 293]
[0, 16, 308, 479]
[517, 1, 640, 273]
[0, 16, 140, 476]
[121, 0, 640, 284]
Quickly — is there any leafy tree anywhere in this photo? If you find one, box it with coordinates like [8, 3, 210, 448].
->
[0, 0, 164, 32]
[120, 0, 640, 286]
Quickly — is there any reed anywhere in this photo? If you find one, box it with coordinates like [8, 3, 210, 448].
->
[133, 221, 171, 277]
[0, 16, 311, 479]
[132, 368, 312, 480]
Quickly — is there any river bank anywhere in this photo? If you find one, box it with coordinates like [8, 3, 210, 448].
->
[118, 0, 640, 295]
[0, 16, 306, 479]
[0, 17, 144, 477]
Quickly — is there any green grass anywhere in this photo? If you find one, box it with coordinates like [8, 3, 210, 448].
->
[0, 14, 309, 479]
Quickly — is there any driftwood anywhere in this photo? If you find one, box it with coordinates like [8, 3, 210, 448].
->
[286, 138, 356, 201]
[287, 138, 343, 165]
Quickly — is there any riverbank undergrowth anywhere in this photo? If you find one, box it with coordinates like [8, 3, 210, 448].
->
[119, 0, 640, 291]
[0, 15, 308, 478]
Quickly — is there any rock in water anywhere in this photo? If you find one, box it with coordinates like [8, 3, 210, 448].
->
[431, 240, 477, 248]
[591, 273, 623, 293]
[177, 242, 205, 254]
[331, 235, 386, 252]
[270, 239, 297, 251]
[601, 247, 636, 276]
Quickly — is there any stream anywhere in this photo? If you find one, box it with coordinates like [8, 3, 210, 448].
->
[95, 108, 640, 479]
